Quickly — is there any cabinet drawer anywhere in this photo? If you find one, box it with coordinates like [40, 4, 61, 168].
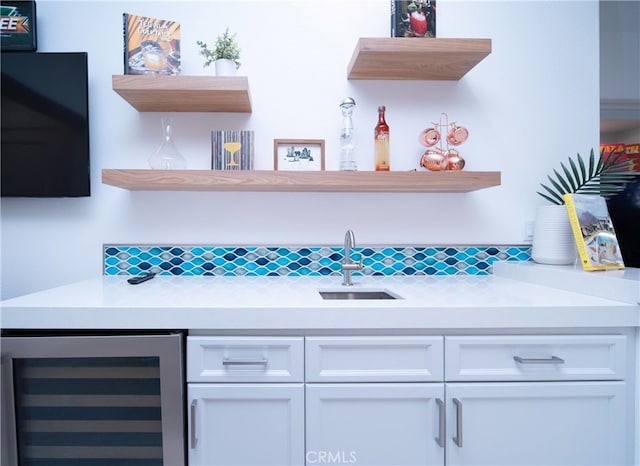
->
[445, 335, 626, 381]
[187, 337, 303, 382]
[306, 336, 444, 382]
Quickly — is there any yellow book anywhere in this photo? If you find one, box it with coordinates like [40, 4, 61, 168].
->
[563, 193, 625, 271]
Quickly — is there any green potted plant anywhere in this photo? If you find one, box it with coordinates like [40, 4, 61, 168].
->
[532, 148, 638, 265]
[196, 27, 241, 76]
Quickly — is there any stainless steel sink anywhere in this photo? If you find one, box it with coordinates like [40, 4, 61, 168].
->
[319, 290, 400, 300]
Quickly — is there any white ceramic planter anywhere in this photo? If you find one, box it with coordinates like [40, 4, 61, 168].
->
[531, 204, 577, 265]
[214, 59, 237, 76]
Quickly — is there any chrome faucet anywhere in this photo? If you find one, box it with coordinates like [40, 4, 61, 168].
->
[341, 229, 364, 286]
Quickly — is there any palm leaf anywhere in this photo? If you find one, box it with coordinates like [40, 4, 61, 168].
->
[537, 148, 639, 205]
[560, 161, 577, 191]
[536, 181, 564, 204]
[567, 157, 581, 190]
[577, 154, 587, 182]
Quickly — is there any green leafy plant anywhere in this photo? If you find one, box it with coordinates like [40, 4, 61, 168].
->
[196, 27, 241, 69]
[537, 148, 639, 205]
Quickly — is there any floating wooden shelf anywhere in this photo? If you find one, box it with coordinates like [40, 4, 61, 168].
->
[347, 38, 492, 80]
[102, 169, 501, 193]
[112, 75, 252, 112]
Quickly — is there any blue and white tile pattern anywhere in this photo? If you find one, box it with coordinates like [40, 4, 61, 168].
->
[104, 245, 531, 276]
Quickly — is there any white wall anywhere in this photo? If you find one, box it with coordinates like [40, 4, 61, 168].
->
[0, 0, 600, 299]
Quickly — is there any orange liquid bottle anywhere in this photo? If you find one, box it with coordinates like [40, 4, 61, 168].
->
[374, 106, 390, 171]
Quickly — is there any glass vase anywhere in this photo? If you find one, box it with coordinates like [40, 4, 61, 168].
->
[148, 116, 187, 169]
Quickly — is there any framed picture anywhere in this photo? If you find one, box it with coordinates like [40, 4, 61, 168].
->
[274, 139, 325, 171]
[212, 130, 254, 170]
[391, 0, 436, 38]
[1, 1, 37, 51]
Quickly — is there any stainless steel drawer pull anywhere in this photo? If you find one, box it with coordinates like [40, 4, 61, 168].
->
[222, 358, 268, 366]
[190, 399, 197, 449]
[453, 398, 463, 448]
[435, 398, 445, 448]
[513, 356, 565, 365]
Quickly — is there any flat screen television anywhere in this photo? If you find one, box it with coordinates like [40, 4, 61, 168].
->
[1, 52, 90, 197]
[607, 180, 640, 268]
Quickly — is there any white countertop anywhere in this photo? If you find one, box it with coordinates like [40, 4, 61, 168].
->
[494, 261, 640, 305]
[1, 270, 638, 330]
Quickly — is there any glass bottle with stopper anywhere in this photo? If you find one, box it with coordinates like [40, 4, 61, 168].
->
[339, 97, 357, 171]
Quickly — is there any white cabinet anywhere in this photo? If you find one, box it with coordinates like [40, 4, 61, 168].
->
[445, 335, 627, 381]
[187, 336, 304, 382]
[444, 335, 628, 465]
[445, 381, 627, 466]
[187, 337, 305, 465]
[306, 383, 445, 466]
[188, 384, 304, 465]
[305, 336, 445, 466]
[305, 336, 443, 382]
[188, 333, 631, 466]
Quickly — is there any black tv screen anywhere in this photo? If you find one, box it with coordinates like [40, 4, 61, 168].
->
[1, 52, 90, 197]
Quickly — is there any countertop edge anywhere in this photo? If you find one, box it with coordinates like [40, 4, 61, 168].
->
[2, 304, 638, 330]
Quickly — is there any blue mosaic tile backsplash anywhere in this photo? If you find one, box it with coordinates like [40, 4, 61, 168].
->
[104, 245, 531, 276]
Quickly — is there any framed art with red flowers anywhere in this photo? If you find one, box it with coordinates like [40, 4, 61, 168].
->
[391, 0, 436, 38]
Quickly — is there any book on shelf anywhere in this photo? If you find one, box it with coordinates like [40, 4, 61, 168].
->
[391, 0, 436, 38]
[123, 13, 180, 75]
[211, 131, 254, 171]
[563, 193, 625, 271]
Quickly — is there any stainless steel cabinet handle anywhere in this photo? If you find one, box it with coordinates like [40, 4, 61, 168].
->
[435, 398, 445, 448]
[453, 398, 463, 447]
[222, 358, 268, 366]
[513, 356, 565, 364]
[190, 399, 197, 449]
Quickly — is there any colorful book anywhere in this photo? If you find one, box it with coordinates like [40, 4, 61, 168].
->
[211, 131, 254, 171]
[391, 0, 436, 38]
[123, 13, 180, 75]
[563, 193, 625, 271]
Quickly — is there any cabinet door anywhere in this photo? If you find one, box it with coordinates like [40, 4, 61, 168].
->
[187, 336, 304, 383]
[306, 336, 444, 382]
[446, 382, 627, 466]
[306, 383, 445, 466]
[188, 384, 304, 466]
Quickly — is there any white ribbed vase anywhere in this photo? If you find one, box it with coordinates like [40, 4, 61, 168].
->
[531, 205, 577, 265]
[214, 59, 237, 76]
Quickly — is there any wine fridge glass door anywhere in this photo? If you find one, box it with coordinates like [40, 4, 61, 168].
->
[1, 333, 185, 466]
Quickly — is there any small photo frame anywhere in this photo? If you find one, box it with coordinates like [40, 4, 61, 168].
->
[274, 139, 325, 171]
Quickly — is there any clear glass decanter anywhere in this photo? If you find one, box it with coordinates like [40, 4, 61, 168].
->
[148, 116, 187, 169]
[339, 97, 357, 171]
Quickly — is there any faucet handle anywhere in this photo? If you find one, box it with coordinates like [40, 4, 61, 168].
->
[342, 261, 364, 271]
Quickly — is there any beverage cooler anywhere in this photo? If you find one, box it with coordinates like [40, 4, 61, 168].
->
[1, 332, 186, 466]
